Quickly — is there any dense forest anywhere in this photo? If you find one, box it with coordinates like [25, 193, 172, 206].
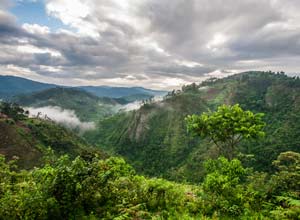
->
[0, 71, 299, 219]
[84, 71, 300, 182]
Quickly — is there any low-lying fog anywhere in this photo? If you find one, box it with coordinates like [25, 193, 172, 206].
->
[26, 106, 95, 132]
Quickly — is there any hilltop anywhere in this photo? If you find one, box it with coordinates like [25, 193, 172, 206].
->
[0, 72, 299, 219]
[84, 71, 300, 182]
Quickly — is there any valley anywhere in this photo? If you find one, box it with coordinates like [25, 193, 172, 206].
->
[0, 71, 299, 219]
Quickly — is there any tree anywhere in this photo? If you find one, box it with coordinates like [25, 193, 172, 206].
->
[270, 151, 300, 193]
[202, 157, 247, 216]
[268, 152, 300, 219]
[185, 104, 265, 159]
[0, 102, 28, 121]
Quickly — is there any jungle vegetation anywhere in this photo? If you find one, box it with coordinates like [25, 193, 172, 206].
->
[0, 71, 299, 219]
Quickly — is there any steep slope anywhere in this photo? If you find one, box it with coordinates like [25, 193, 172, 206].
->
[84, 71, 300, 182]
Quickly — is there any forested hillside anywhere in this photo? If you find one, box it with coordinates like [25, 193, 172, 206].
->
[13, 87, 121, 122]
[1, 72, 300, 219]
[1, 101, 299, 219]
[84, 71, 300, 182]
[0, 102, 105, 169]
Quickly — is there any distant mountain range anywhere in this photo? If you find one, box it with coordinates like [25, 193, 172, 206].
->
[0, 75, 167, 99]
[80, 86, 166, 98]
[0, 75, 57, 99]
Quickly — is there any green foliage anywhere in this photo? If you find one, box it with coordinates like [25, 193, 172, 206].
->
[1, 71, 300, 219]
[0, 154, 205, 219]
[0, 102, 28, 121]
[0, 104, 104, 169]
[262, 152, 300, 220]
[186, 104, 265, 159]
[0, 151, 299, 219]
[272, 151, 300, 172]
[84, 93, 209, 181]
[270, 196, 300, 220]
[13, 87, 119, 122]
[268, 151, 300, 194]
[202, 157, 248, 216]
[85, 71, 300, 181]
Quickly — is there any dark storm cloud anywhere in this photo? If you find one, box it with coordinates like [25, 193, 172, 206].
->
[1, 0, 300, 89]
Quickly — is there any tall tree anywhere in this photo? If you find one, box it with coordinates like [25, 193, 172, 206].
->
[186, 104, 265, 159]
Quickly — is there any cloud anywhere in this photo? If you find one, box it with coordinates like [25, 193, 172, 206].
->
[117, 101, 143, 112]
[0, 0, 11, 9]
[0, 0, 300, 89]
[26, 106, 95, 132]
[115, 94, 165, 112]
[22, 23, 50, 35]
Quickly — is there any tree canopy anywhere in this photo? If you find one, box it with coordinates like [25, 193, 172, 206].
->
[186, 104, 265, 159]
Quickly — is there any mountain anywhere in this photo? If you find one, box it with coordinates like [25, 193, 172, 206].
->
[84, 71, 300, 182]
[13, 87, 121, 122]
[0, 75, 167, 100]
[1, 72, 299, 219]
[79, 85, 166, 98]
[114, 93, 155, 104]
[0, 75, 57, 99]
[0, 103, 105, 169]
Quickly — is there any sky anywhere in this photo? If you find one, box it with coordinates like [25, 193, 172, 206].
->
[0, 0, 300, 89]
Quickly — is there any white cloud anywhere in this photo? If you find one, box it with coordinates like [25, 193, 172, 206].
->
[206, 33, 228, 51]
[22, 23, 50, 35]
[26, 106, 95, 132]
[117, 101, 143, 111]
[1, 64, 39, 77]
[1, 0, 300, 90]
[39, 65, 62, 72]
[46, 0, 99, 37]
[17, 44, 62, 57]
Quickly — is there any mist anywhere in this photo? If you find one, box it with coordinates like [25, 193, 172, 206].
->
[26, 106, 95, 132]
[117, 96, 166, 112]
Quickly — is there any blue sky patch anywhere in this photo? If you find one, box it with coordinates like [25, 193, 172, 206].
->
[10, 0, 65, 31]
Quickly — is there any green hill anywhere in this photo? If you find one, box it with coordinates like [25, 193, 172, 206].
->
[1, 73, 299, 219]
[13, 87, 120, 122]
[84, 71, 300, 182]
[0, 102, 105, 169]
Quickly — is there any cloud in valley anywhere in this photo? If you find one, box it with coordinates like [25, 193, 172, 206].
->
[0, 0, 300, 89]
[26, 106, 95, 132]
